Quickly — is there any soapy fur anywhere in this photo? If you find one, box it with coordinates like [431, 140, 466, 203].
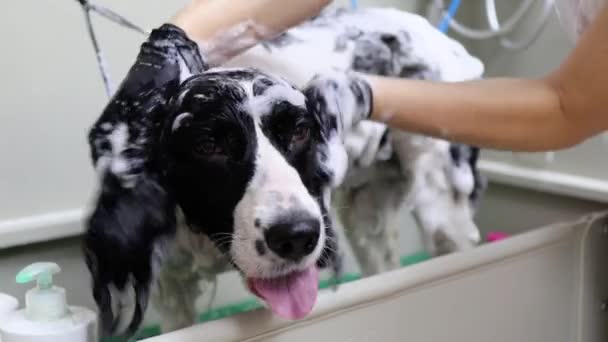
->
[84, 23, 355, 337]
[154, 7, 487, 332]
[227, 7, 486, 274]
[84, 7, 488, 338]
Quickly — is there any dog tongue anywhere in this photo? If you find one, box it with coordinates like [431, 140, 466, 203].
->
[248, 266, 319, 320]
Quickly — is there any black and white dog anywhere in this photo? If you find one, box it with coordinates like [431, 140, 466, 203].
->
[226, 7, 486, 275]
[84, 7, 485, 338]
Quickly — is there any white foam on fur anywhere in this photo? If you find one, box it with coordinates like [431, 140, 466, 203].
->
[226, 7, 484, 257]
[245, 83, 306, 115]
[325, 134, 349, 188]
[226, 8, 483, 84]
[95, 123, 134, 187]
[344, 121, 390, 168]
[172, 112, 192, 132]
[350, 8, 483, 81]
[199, 20, 276, 66]
[390, 133, 480, 254]
[178, 56, 193, 82]
[450, 162, 474, 196]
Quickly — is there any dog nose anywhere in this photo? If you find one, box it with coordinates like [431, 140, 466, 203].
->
[265, 218, 320, 261]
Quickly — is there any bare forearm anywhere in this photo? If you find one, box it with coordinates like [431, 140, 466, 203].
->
[368, 75, 598, 151]
[369, 4, 608, 152]
[170, 0, 330, 65]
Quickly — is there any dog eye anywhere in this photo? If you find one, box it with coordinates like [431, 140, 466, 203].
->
[291, 125, 310, 144]
[194, 138, 224, 157]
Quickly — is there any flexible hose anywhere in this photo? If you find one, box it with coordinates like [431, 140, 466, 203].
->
[438, 0, 461, 33]
[485, 0, 500, 30]
[447, 0, 535, 39]
[499, 0, 554, 50]
[74, 0, 149, 98]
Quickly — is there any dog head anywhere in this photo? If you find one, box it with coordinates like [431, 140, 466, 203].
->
[166, 68, 342, 320]
[84, 23, 352, 336]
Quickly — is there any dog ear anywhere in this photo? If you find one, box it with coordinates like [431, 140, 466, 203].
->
[302, 71, 373, 189]
[302, 71, 372, 279]
[84, 24, 207, 338]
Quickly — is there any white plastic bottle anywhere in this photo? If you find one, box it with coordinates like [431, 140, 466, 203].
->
[0, 262, 97, 342]
[0, 293, 18, 319]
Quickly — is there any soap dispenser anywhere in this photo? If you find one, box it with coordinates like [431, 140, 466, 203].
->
[0, 262, 97, 342]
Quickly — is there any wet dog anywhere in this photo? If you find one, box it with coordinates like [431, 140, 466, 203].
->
[84, 7, 485, 338]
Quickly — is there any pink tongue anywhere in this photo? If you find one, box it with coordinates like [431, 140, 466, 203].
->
[248, 266, 319, 320]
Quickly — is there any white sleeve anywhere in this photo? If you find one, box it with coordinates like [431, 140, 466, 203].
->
[555, 0, 606, 41]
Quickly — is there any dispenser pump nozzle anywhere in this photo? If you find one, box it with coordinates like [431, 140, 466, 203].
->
[16, 262, 68, 321]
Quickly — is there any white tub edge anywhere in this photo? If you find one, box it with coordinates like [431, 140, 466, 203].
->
[144, 212, 601, 342]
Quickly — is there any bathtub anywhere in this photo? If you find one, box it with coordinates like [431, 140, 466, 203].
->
[140, 211, 608, 342]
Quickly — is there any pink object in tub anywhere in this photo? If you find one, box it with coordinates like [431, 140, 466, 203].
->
[486, 231, 509, 243]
